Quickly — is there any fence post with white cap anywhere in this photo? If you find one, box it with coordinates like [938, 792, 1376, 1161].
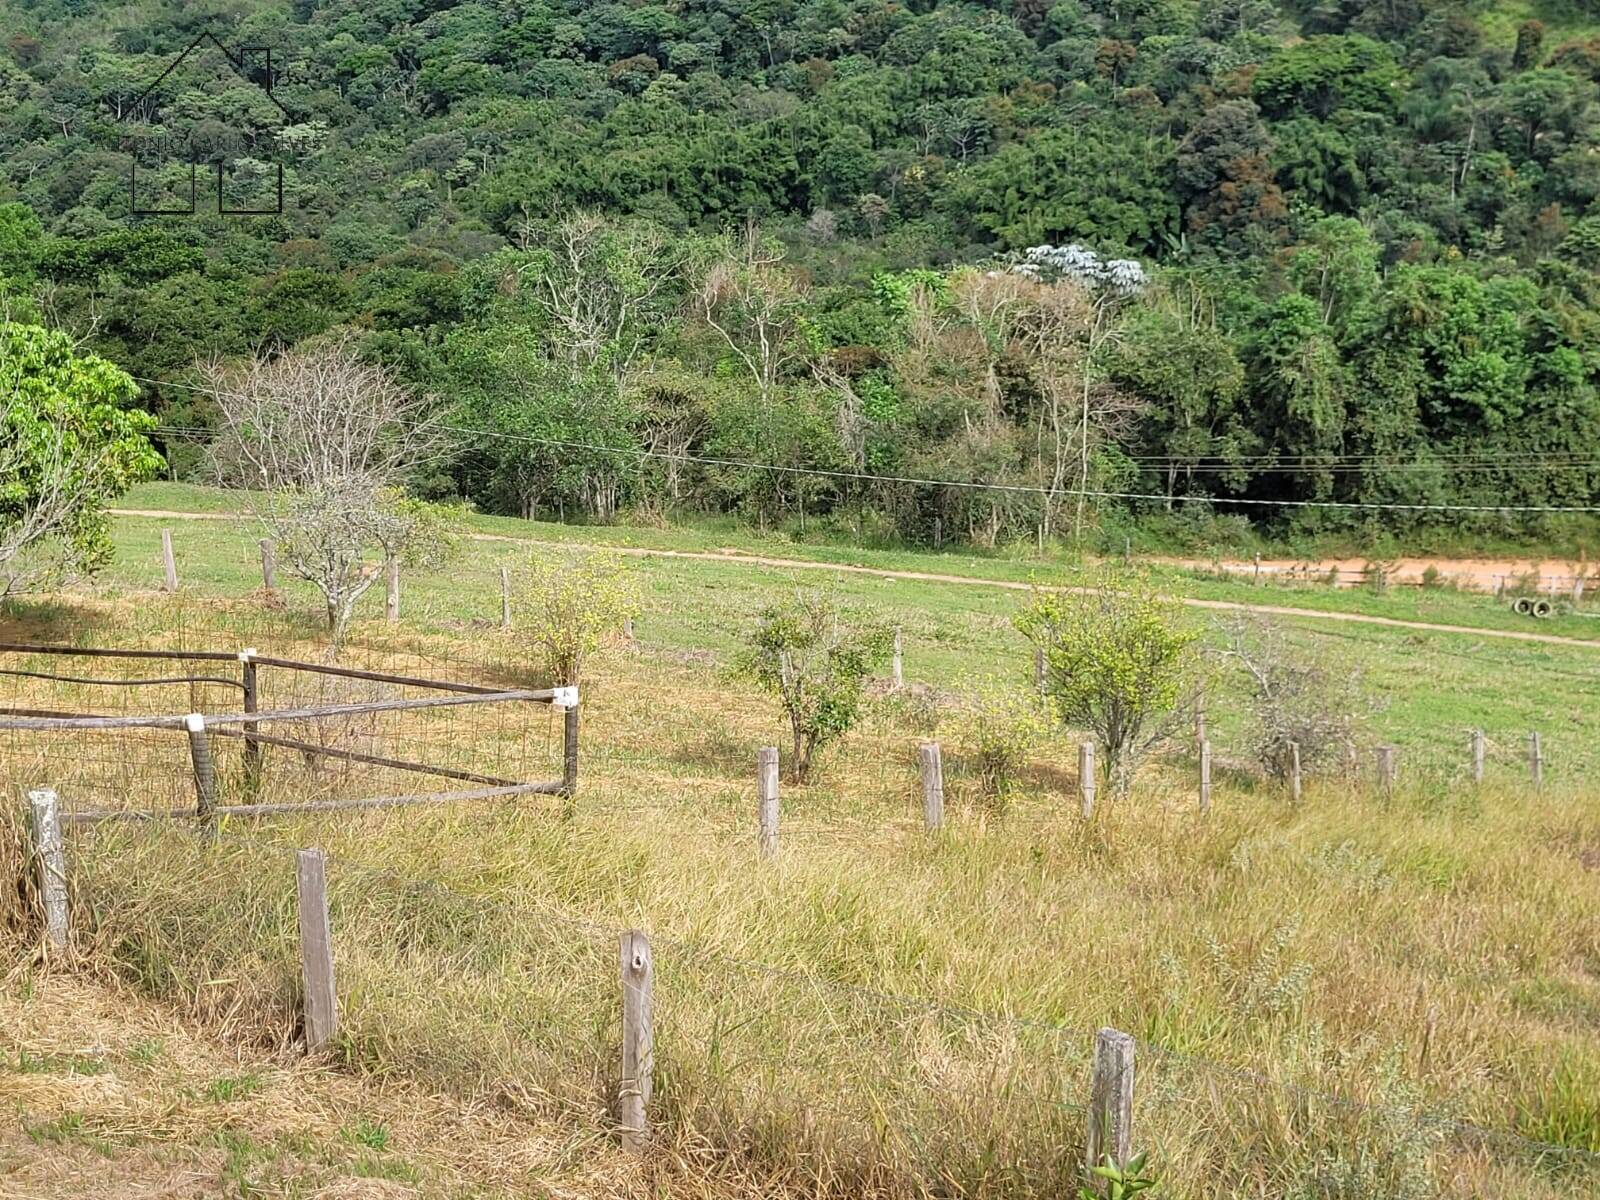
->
[185, 713, 217, 833]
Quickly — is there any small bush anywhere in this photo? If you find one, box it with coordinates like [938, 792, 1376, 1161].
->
[959, 686, 1048, 808]
[1219, 615, 1374, 780]
[1017, 568, 1200, 797]
[737, 588, 891, 781]
[512, 550, 634, 687]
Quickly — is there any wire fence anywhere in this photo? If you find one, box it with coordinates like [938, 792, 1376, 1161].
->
[40, 820, 1600, 1198]
[8, 540, 1599, 1193]
[0, 642, 570, 822]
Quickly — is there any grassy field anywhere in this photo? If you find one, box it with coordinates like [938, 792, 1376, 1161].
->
[3, 497, 1599, 1199]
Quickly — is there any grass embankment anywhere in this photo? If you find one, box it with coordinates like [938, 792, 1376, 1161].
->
[2, 560, 1597, 1199]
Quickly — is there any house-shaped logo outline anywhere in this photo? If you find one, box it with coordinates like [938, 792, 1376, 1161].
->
[123, 29, 290, 216]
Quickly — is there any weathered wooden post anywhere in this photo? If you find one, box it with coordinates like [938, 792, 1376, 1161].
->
[1288, 741, 1302, 803]
[1086, 1027, 1134, 1178]
[499, 565, 512, 631]
[618, 929, 654, 1153]
[624, 615, 635, 641]
[892, 628, 903, 689]
[1079, 741, 1096, 819]
[1253, 552, 1262, 584]
[558, 688, 579, 801]
[919, 742, 944, 832]
[1376, 745, 1396, 794]
[258, 539, 277, 591]
[1471, 729, 1485, 784]
[933, 517, 942, 550]
[184, 714, 217, 834]
[385, 557, 400, 622]
[27, 788, 68, 952]
[161, 528, 179, 593]
[1199, 739, 1212, 813]
[757, 747, 779, 859]
[1528, 731, 1543, 786]
[296, 848, 338, 1052]
[239, 648, 261, 785]
[1194, 686, 1207, 752]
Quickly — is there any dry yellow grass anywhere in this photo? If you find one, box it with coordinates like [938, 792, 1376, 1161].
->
[2, 596, 1598, 1199]
[0, 972, 752, 1198]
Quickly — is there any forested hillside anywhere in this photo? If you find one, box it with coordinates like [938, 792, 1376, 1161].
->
[2, 0, 1598, 549]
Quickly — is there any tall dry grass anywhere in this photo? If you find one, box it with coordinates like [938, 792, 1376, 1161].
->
[3, 598, 1598, 1198]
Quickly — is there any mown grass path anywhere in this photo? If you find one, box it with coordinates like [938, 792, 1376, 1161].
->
[111, 508, 1600, 651]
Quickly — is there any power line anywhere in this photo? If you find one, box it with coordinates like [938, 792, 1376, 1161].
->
[137, 386, 1600, 514]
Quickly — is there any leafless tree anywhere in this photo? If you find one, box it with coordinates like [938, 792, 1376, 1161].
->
[1217, 614, 1377, 779]
[509, 211, 683, 387]
[202, 336, 448, 645]
[694, 220, 809, 408]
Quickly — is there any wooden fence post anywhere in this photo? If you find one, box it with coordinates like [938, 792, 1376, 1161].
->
[618, 929, 654, 1153]
[757, 747, 779, 859]
[499, 565, 512, 631]
[1288, 741, 1302, 803]
[385, 557, 400, 622]
[1376, 745, 1396, 794]
[161, 528, 179, 593]
[295, 848, 338, 1052]
[1194, 687, 1206, 752]
[27, 788, 68, 951]
[258, 539, 277, 591]
[624, 615, 635, 641]
[1528, 731, 1543, 786]
[561, 698, 580, 800]
[919, 742, 944, 832]
[933, 517, 942, 550]
[1253, 552, 1261, 584]
[239, 648, 261, 785]
[184, 713, 217, 834]
[1086, 1027, 1135, 1178]
[1079, 741, 1096, 819]
[1199, 739, 1212, 813]
[1471, 729, 1485, 784]
[892, 628, 903, 689]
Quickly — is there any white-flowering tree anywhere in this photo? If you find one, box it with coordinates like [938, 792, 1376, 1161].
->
[1011, 244, 1148, 536]
[204, 335, 449, 645]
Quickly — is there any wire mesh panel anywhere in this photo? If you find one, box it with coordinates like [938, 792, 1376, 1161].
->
[0, 643, 568, 821]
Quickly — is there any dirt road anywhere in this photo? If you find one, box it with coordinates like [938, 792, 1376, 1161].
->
[111, 509, 1600, 650]
[1155, 553, 1593, 594]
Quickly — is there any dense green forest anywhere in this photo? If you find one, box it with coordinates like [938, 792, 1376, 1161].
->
[2, 0, 1599, 550]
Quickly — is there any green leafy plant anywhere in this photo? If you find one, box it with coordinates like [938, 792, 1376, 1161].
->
[1016, 569, 1200, 798]
[1080, 1150, 1160, 1199]
[960, 683, 1049, 808]
[512, 549, 634, 687]
[0, 320, 162, 597]
[738, 588, 891, 781]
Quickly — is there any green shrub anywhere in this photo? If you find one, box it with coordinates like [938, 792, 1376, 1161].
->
[737, 588, 891, 781]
